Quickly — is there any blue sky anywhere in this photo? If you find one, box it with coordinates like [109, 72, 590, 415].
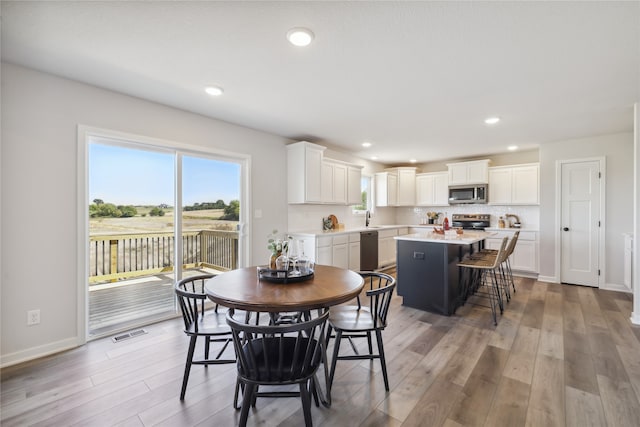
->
[89, 143, 240, 206]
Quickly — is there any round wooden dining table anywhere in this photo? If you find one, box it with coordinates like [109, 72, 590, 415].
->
[204, 264, 365, 312]
[205, 264, 364, 408]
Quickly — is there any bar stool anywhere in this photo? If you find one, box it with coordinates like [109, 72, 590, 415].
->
[477, 230, 520, 298]
[458, 236, 509, 325]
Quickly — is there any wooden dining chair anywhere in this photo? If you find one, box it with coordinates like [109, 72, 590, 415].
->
[226, 308, 330, 427]
[175, 274, 237, 401]
[326, 271, 396, 392]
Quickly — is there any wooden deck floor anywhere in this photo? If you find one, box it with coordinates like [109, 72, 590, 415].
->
[89, 268, 219, 336]
[3, 277, 640, 426]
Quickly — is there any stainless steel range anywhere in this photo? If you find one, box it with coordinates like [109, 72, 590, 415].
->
[451, 214, 490, 230]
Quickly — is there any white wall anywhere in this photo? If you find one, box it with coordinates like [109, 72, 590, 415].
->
[1, 63, 290, 365]
[538, 132, 634, 288]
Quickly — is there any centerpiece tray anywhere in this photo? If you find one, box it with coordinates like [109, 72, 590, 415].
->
[257, 267, 314, 284]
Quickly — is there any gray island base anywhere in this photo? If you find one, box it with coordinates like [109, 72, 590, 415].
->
[394, 231, 493, 316]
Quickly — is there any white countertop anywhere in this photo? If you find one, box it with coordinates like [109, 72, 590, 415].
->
[394, 231, 494, 245]
[484, 227, 539, 232]
[289, 225, 410, 237]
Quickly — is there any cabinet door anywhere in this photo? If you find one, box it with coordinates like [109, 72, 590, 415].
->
[349, 242, 361, 270]
[347, 166, 362, 205]
[316, 245, 332, 266]
[388, 174, 398, 206]
[511, 240, 537, 272]
[488, 168, 513, 204]
[485, 238, 502, 251]
[397, 169, 416, 206]
[511, 165, 539, 204]
[305, 147, 323, 202]
[321, 162, 333, 203]
[467, 162, 489, 184]
[415, 174, 432, 206]
[433, 172, 449, 205]
[332, 163, 347, 204]
[332, 243, 349, 269]
[448, 163, 468, 185]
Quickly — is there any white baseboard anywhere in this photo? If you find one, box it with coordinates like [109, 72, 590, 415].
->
[631, 312, 640, 325]
[0, 336, 81, 368]
[536, 275, 558, 283]
[513, 272, 538, 280]
[600, 282, 633, 294]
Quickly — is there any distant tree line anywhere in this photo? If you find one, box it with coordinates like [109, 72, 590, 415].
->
[184, 199, 240, 221]
[89, 199, 140, 218]
[89, 199, 165, 218]
[89, 198, 239, 220]
[183, 200, 227, 211]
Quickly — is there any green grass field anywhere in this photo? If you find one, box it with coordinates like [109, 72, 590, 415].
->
[90, 208, 237, 235]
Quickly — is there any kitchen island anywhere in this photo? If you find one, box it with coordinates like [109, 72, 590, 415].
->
[394, 231, 493, 315]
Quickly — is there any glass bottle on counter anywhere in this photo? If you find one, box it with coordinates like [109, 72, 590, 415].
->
[443, 215, 450, 230]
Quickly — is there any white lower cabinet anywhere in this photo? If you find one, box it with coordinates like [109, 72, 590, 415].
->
[348, 233, 361, 271]
[378, 228, 399, 268]
[294, 232, 360, 270]
[484, 230, 538, 274]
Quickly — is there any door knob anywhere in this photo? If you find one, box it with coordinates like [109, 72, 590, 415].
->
[563, 227, 570, 231]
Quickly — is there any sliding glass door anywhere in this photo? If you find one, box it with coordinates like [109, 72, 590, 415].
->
[87, 135, 244, 338]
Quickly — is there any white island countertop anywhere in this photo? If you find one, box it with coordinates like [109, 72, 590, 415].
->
[394, 230, 495, 245]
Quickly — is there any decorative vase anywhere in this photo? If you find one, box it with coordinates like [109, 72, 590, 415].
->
[270, 251, 281, 269]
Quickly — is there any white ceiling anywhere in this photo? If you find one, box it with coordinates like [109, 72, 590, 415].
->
[2, 1, 639, 164]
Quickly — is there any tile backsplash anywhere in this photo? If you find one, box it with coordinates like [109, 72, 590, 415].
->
[395, 204, 540, 229]
[288, 203, 539, 232]
[287, 204, 396, 232]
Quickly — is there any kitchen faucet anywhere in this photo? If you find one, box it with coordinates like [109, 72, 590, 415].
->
[505, 213, 520, 227]
[365, 210, 371, 227]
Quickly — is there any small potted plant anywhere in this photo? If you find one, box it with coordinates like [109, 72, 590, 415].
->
[426, 211, 441, 224]
[267, 230, 290, 269]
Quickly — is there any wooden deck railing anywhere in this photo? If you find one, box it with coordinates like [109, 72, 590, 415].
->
[89, 230, 238, 284]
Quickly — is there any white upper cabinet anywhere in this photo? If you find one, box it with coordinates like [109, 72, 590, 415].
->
[447, 159, 490, 185]
[287, 141, 325, 204]
[416, 172, 449, 206]
[375, 172, 398, 207]
[375, 167, 416, 207]
[347, 165, 364, 205]
[488, 163, 539, 205]
[396, 167, 417, 206]
[321, 160, 347, 204]
[287, 141, 362, 205]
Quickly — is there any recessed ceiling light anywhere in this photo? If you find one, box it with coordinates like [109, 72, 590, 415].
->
[371, 156, 378, 160]
[205, 86, 224, 96]
[484, 116, 500, 125]
[362, 142, 372, 148]
[507, 145, 519, 151]
[409, 159, 417, 163]
[287, 28, 314, 47]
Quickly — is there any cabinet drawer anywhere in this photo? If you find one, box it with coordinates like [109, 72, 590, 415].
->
[349, 233, 361, 243]
[316, 236, 333, 247]
[332, 234, 349, 245]
[378, 229, 399, 239]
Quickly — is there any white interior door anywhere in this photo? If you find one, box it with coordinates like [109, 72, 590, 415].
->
[560, 161, 601, 286]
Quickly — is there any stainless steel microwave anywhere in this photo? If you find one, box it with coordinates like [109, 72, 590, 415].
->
[448, 184, 488, 204]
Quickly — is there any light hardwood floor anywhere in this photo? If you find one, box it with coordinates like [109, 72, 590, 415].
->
[2, 277, 640, 426]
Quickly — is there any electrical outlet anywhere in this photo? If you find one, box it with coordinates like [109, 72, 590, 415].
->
[27, 309, 40, 326]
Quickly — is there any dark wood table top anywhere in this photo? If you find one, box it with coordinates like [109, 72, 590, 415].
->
[205, 264, 364, 312]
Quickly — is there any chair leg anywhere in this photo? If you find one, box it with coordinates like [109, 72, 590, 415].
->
[239, 383, 256, 427]
[180, 335, 198, 400]
[328, 330, 343, 392]
[204, 336, 210, 367]
[375, 329, 390, 391]
[300, 381, 313, 427]
[366, 331, 373, 356]
[233, 378, 242, 410]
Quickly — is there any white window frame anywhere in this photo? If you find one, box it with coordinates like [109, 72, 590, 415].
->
[77, 125, 251, 342]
